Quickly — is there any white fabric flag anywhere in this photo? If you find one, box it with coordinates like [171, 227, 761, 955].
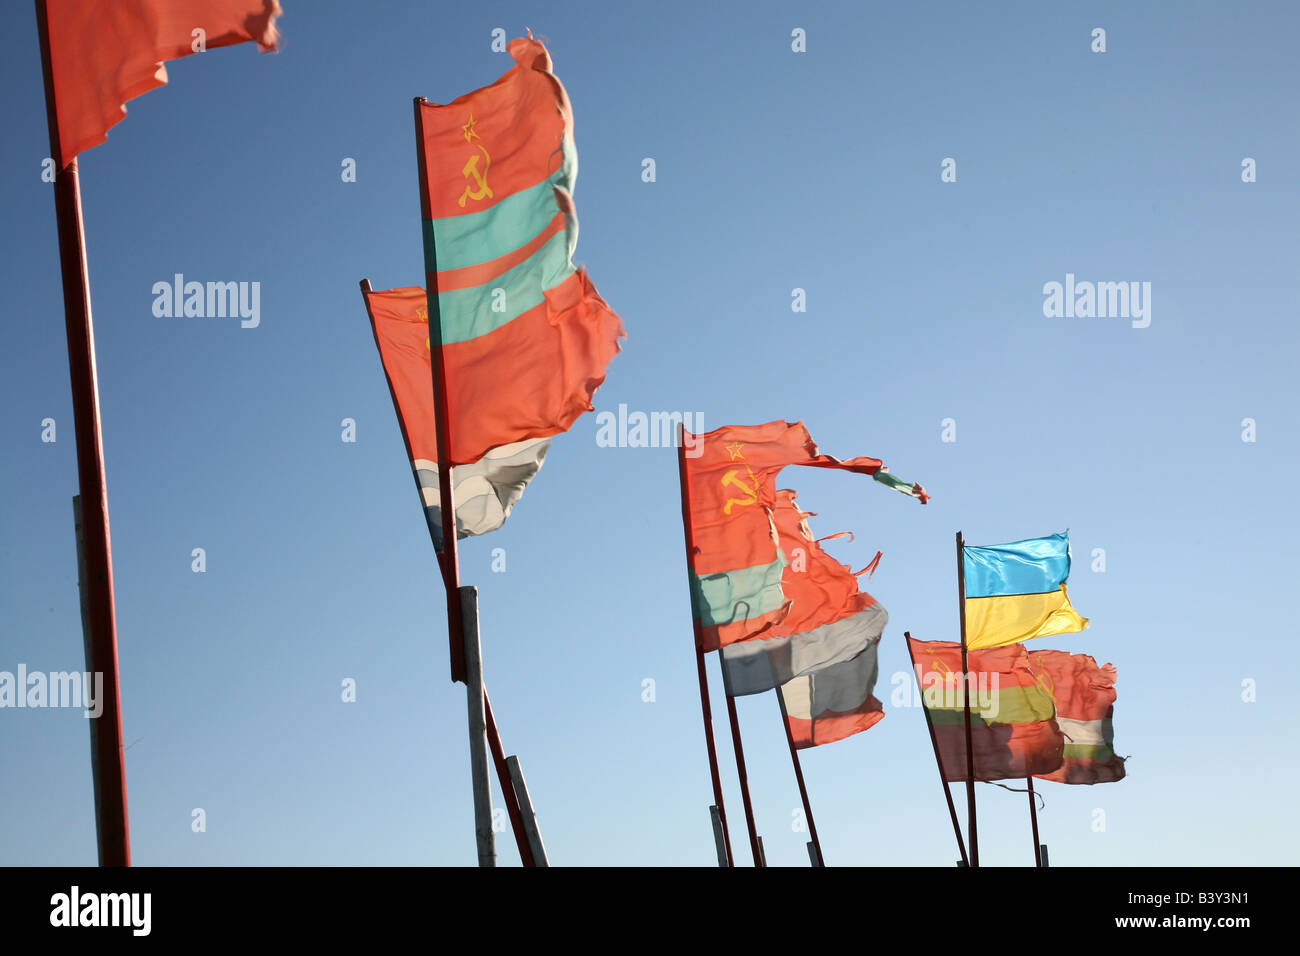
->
[414, 436, 550, 546]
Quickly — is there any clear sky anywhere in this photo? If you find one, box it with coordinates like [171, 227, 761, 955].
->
[2, 0, 1297, 866]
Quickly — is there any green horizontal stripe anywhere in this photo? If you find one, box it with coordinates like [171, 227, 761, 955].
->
[928, 710, 1048, 730]
[1063, 743, 1115, 760]
[873, 471, 916, 495]
[427, 171, 566, 273]
[691, 555, 787, 628]
[434, 230, 575, 345]
[923, 683, 1056, 725]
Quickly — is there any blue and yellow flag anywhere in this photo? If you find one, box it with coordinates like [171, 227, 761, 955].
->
[962, 532, 1088, 650]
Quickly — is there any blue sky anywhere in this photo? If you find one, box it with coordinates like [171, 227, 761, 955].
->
[2, 0, 1297, 866]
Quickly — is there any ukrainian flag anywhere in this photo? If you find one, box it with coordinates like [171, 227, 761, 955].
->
[963, 532, 1088, 650]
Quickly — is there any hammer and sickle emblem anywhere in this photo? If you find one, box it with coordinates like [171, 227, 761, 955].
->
[458, 146, 493, 207]
[1032, 668, 1057, 704]
[721, 469, 758, 515]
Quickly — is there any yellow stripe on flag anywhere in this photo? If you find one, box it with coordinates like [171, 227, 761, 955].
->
[964, 584, 1089, 650]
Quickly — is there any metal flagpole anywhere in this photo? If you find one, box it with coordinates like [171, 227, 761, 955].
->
[956, 531, 978, 867]
[1027, 776, 1043, 867]
[676, 423, 734, 866]
[904, 631, 969, 866]
[410, 98, 545, 865]
[484, 692, 538, 867]
[505, 755, 549, 866]
[708, 805, 728, 866]
[358, 279, 536, 866]
[776, 689, 825, 866]
[460, 587, 495, 866]
[35, 0, 130, 867]
[724, 692, 765, 866]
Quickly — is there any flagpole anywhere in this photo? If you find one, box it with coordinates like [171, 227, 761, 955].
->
[904, 631, 969, 866]
[504, 755, 548, 866]
[1026, 776, 1043, 867]
[956, 531, 978, 867]
[411, 98, 468, 685]
[484, 691, 538, 867]
[459, 586, 495, 865]
[412, 94, 490, 863]
[676, 423, 734, 867]
[724, 692, 765, 866]
[413, 94, 544, 864]
[359, 277, 536, 866]
[776, 690, 825, 866]
[35, 0, 130, 867]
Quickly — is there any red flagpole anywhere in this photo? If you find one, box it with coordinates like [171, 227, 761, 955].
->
[412, 98, 548, 866]
[358, 278, 535, 866]
[904, 631, 969, 866]
[484, 692, 537, 867]
[676, 424, 734, 866]
[956, 531, 978, 867]
[724, 693, 764, 866]
[777, 690, 825, 866]
[411, 97, 467, 685]
[34, 0, 130, 867]
[1027, 776, 1043, 867]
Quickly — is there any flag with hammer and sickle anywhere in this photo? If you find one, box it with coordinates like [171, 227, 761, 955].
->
[683, 421, 926, 651]
[411, 31, 625, 468]
[906, 636, 1066, 782]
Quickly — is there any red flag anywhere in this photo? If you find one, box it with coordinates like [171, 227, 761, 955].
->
[720, 489, 888, 696]
[414, 34, 624, 466]
[363, 284, 552, 546]
[43, 0, 281, 168]
[907, 637, 1065, 782]
[684, 421, 921, 650]
[1029, 650, 1127, 785]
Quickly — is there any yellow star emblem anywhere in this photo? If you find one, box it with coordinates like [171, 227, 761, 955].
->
[462, 114, 481, 144]
[726, 442, 746, 461]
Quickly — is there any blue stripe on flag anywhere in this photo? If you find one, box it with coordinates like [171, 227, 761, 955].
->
[963, 531, 1072, 598]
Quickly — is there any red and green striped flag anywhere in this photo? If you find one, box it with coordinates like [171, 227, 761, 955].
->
[1029, 649, 1127, 785]
[684, 421, 926, 651]
[414, 33, 624, 468]
[907, 637, 1065, 781]
[367, 34, 625, 546]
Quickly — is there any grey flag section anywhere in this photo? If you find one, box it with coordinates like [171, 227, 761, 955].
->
[720, 602, 888, 697]
[414, 437, 551, 548]
[780, 638, 882, 723]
